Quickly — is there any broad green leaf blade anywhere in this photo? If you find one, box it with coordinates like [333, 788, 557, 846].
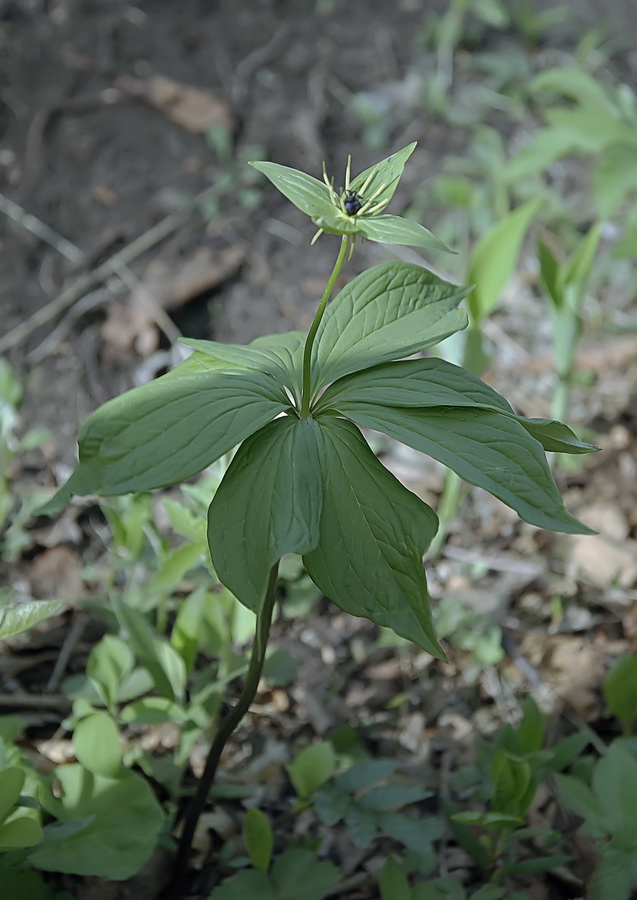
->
[588, 848, 635, 900]
[39, 370, 288, 515]
[270, 848, 340, 900]
[30, 766, 163, 880]
[337, 402, 593, 533]
[604, 654, 637, 731]
[519, 418, 598, 455]
[592, 742, 637, 840]
[530, 67, 617, 113]
[553, 775, 605, 837]
[593, 142, 637, 217]
[350, 143, 416, 209]
[0, 816, 43, 850]
[312, 262, 469, 393]
[87, 635, 135, 709]
[209, 870, 275, 900]
[73, 712, 122, 778]
[337, 760, 397, 792]
[286, 742, 336, 799]
[379, 856, 412, 900]
[248, 161, 335, 220]
[357, 215, 454, 253]
[208, 417, 323, 612]
[319, 359, 596, 456]
[318, 358, 514, 415]
[0, 599, 64, 640]
[180, 330, 306, 398]
[358, 784, 431, 810]
[111, 595, 182, 701]
[243, 808, 273, 874]
[467, 197, 543, 322]
[0, 767, 25, 821]
[303, 418, 443, 657]
[250, 330, 307, 400]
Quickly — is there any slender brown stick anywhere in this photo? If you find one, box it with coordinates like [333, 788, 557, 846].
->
[165, 564, 279, 898]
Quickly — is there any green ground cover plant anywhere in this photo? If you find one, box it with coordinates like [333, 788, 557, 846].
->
[33, 143, 596, 894]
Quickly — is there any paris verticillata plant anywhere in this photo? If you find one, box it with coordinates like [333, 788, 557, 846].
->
[39, 142, 596, 890]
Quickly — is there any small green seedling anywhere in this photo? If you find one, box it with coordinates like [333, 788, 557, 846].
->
[450, 699, 586, 882]
[210, 807, 339, 900]
[38, 143, 595, 890]
[603, 654, 637, 736]
[555, 741, 637, 900]
[313, 758, 440, 861]
[379, 855, 532, 900]
[538, 223, 602, 424]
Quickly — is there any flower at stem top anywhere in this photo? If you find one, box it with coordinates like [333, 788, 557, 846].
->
[250, 143, 454, 255]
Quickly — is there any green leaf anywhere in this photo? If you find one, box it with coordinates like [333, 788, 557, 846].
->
[538, 240, 562, 307]
[604, 654, 637, 731]
[312, 261, 468, 394]
[357, 216, 454, 253]
[303, 418, 443, 657]
[467, 198, 543, 322]
[318, 358, 514, 414]
[592, 742, 637, 841]
[287, 742, 336, 800]
[0, 869, 54, 900]
[491, 751, 533, 817]
[248, 161, 335, 220]
[314, 782, 351, 826]
[0, 599, 64, 640]
[379, 856, 412, 900]
[0, 766, 24, 822]
[553, 774, 605, 836]
[180, 331, 305, 399]
[350, 143, 417, 207]
[73, 712, 122, 778]
[151, 540, 205, 593]
[270, 849, 340, 900]
[377, 811, 443, 854]
[86, 635, 135, 709]
[30, 766, 163, 880]
[38, 369, 288, 515]
[452, 810, 524, 828]
[530, 67, 616, 112]
[516, 698, 546, 754]
[120, 697, 187, 724]
[358, 784, 431, 810]
[588, 848, 636, 900]
[519, 417, 598, 455]
[322, 360, 597, 455]
[546, 732, 589, 773]
[111, 596, 185, 701]
[243, 808, 273, 874]
[593, 142, 637, 217]
[208, 870, 276, 900]
[0, 816, 44, 850]
[335, 402, 592, 533]
[208, 417, 323, 613]
[560, 222, 603, 307]
[337, 759, 396, 792]
[345, 804, 378, 848]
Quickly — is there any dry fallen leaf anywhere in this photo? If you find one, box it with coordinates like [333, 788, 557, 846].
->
[116, 73, 234, 134]
[28, 545, 83, 601]
[101, 244, 246, 357]
[569, 502, 637, 588]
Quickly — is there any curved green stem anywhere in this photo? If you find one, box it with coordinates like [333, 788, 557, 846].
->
[300, 235, 352, 417]
[166, 564, 280, 898]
